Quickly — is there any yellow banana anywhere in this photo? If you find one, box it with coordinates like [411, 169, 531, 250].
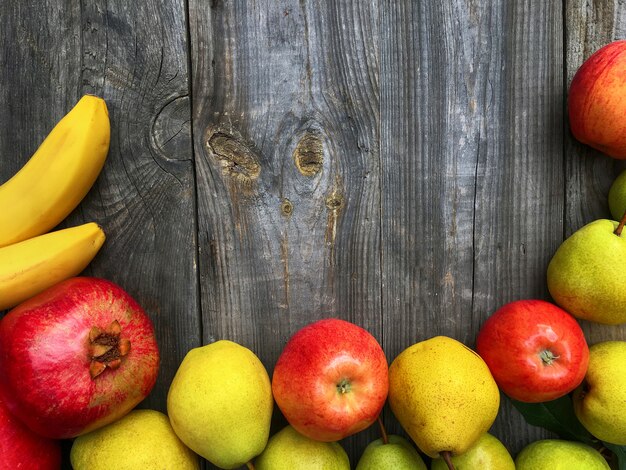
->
[0, 222, 105, 310]
[0, 95, 110, 248]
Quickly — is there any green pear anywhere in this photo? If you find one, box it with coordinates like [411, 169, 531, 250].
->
[573, 341, 626, 445]
[167, 340, 273, 469]
[547, 218, 626, 324]
[254, 425, 350, 470]
[388, 336, 500, 459]
[608, 169, 626, 220]
[430, 433, 514, 470]
[515, 439, 609, 470]
[356, 434, 427, 470]
[70, 409, 199, 470]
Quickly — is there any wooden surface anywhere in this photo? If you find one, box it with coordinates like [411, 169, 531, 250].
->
[1, 1, 626, 468]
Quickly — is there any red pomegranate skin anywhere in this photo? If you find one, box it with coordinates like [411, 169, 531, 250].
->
[0, 395, 61, 470]
[0, 277, 159, 439]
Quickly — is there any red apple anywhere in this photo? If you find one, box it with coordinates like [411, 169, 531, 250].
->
[475, 299, 589, 403]
[0, 395, 61, 469]
[0, 277, 159, 439]
[569, 40, 626, 158]
[271, 318, 388, 442]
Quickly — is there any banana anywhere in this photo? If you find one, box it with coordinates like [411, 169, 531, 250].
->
[0, 95, 110, 248]
[0, 222, 105, 310]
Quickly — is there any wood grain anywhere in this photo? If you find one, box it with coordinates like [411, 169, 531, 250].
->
[0, 2, 81, 180]
[472, 1, 565, 451]
[67, 0, 198, 412]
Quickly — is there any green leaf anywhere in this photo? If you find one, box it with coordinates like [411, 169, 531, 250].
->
[510, 395, 626, 468]
[602, 442, 626, 470]
[509, 395, 596, 445]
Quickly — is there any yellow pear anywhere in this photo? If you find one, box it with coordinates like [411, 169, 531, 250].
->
[573, 341, 626, 445]
[70, 409, 199, 470]
[388, 336, 500, 459]
[254, 425, 350, 470]
[167, 340, 273, 469]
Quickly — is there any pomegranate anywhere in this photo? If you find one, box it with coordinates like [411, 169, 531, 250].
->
[0, 277, 159, 439]
[0, 395, 61, 470]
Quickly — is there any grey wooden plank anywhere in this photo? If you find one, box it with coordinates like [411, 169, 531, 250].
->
[0, 0, 198, 439]
[0, 3, 81, 180]
[565, 1, 626, 344]
[380, 0, 564, 456]
[189, 0, 381, 465]
[0, 7, 85, 467]
[472, 1, 566, 453]
[74, 0, 198, 412]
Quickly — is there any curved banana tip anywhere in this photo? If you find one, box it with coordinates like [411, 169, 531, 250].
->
[91, 222, 107, 243]
[77, 221, 106, 247]
[80, 94, 109, 117]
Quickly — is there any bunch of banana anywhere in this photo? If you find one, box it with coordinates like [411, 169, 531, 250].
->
[0, 95, 110, 310]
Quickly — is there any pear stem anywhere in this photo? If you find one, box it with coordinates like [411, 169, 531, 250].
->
[377, 416, 389, 445]
[441, 451, 456, 470]
[246, 462, 255, 470]
[614, 209, 626, 236]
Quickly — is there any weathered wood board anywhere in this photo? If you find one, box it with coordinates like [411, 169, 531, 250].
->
[1, 0, 626, 468]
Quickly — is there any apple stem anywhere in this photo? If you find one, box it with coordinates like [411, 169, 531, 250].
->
[441, 451, 456, 470]
[539, 349, 559, 365]
[614, 209, 626, 236]
[246, 461, 255, 470]
[377, 415, 389, 445]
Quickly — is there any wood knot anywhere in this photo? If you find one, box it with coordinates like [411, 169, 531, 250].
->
[293, 133, 323, 176]
[206, 131, 261, 182]
[281, 199, 293, 216]
[325, 193, 343, 211]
